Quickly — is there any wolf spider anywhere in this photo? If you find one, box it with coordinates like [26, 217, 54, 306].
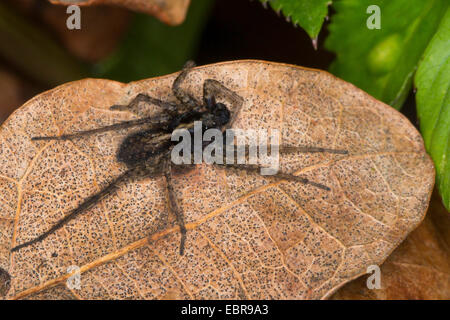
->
[11, 61, 348, 255]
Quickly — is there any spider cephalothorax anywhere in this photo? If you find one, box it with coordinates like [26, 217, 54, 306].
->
[11, 61, 347, 255]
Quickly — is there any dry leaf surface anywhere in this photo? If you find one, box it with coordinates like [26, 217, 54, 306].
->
[332, 191, 450, 299]
[0, 60, 434, 299]
[49, 0, 190, 25]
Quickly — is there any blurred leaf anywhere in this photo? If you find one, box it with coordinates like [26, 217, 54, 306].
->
[325, 0, 448, 109]
[415, 7, 450, 210]
[0, 2, 88, 87]
[49, 0, 191, 26]
[259, 0, 330, 39]
[95, 0, 212, 82]
[40, 4, 131, 63]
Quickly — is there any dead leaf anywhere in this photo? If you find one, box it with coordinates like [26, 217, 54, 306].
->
[0, 60, 434, 299]
[49, 0, 191, 26]
[331, 190, 450, 300]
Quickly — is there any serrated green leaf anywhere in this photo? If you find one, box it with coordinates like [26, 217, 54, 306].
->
[259, 0, 331, 39]
[95, 0, 212, 82]
[415, 7, 450, 210]
[325, 0, 448, 109]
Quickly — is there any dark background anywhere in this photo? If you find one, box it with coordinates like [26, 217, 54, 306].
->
[0, 0, 416, 126]
[197, 0, 334, 69]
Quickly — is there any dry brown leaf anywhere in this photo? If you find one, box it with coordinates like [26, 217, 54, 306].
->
[0, 69, 29, 124]
[0, 60, 434, 300]
[331, 191, 450, 300]
[49, 0, 190, 25]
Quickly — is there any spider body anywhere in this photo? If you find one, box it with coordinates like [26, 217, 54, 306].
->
[11, 61, 347, 255]
[117, 102, 230, 169]
[117, 129, 171, 167]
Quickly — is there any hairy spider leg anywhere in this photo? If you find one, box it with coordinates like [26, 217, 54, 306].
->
[216, 144, 348, 191]
[110, 93, 179, 117]
[163, 161, 187, 256]
[112, 61, 217, 121]
[31, 115, 171, 141]
[10, 165, 159, 252]
[221, 143, 348, 159]
[214, 144, 349, 192]
[172, 61, 202, 111]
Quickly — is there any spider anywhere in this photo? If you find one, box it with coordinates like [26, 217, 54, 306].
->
[11, 61, 348, 255]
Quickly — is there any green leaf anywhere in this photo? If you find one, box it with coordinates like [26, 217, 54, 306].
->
[95, 0, 213, 82]
[325, 0, 448, 109]
[259, 0, 331, 39]
[415, 7, 450, 210]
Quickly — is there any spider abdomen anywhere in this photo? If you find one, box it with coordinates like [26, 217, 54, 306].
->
[117, 129, 172, 167]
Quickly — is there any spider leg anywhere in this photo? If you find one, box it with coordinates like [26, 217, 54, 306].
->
[10, 167, 146, 252]
[110, 93, 178, 117]
[213, 144, 348, 191]
[203, 79, 244, 129]
[31, 115, 171, 141]
[163, 160, 187, 255]
[214, 162, 331, 191]
[172, 61, 202, 111]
